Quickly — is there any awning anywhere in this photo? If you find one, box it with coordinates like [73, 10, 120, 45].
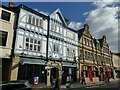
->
[20, 58, 47, 65]
[62, 62, 77, 67]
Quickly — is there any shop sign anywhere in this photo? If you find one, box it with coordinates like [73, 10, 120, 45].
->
[34, 76, 39, 85]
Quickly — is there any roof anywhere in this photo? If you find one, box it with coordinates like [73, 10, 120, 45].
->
[77, 24, 90, 39]
[93, 38, 97, 47]
[98, 38, 103, 48]
[6, 4, 48, 18]
[1, 5, 16, 13]
[112, 53, 120, 56]
[50, 8, 67, 26]
[78, 28, 84, 39]
[66, 26, 77, 33]
[19, 4, 48, 18]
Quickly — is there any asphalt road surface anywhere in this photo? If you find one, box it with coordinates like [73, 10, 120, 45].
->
[85, 80, 120, 88]
[32, 80, 120, 90]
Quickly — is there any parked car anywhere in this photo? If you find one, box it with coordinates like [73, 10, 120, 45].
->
[0, 80, 31, 90]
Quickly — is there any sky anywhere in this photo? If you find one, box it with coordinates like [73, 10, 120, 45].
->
[3, 1, 119, 53]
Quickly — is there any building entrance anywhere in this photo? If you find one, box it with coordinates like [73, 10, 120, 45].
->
[51, 67, 59, 79]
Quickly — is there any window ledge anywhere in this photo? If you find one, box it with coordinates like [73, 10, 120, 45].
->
[0, 46, 11, 49]
[0, 19, 11, 24]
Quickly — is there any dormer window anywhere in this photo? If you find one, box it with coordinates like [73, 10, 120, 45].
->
[1, 10, 11, 21]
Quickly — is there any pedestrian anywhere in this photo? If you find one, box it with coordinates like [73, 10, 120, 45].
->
[55, 77, 59, 89]
[51, 78, 56, 89]
[81, 76, 86, 84]
[107, 75, 110, 82]
[50, 76, 53, 86]
[66, 74, 71, 88]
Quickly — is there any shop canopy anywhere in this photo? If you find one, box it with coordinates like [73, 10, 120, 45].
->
[20, 58, 47, 65]
[62, 62, 77, 67]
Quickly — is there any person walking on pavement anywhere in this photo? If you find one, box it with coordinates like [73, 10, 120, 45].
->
[66, 74, 71, 88]
[81, 75, 86, 84]
[55, 77, 59, 90]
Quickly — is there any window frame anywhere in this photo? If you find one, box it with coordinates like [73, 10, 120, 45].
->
[1, 10, 11, 22]
[0, 30, 8, 46]
[25, 37, 42, 52]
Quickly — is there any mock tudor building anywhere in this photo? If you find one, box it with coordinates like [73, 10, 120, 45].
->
[78, 24, 113, 83]
[0, 4, 16, 81]
[47, 9, 78, 86]
[10, 4, 48, 85]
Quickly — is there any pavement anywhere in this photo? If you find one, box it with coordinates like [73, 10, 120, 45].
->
[60, 79, 119, 88]
[31, 79, 120, 89]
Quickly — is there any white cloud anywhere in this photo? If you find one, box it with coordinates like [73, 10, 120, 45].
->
[85, 1, 119, 53]
[68, 22, 82, 30]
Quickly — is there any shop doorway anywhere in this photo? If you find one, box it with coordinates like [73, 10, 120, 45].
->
[99, 67, 104, 81]
[51, 67, 59, 79]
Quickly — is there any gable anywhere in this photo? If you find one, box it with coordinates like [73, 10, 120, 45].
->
[50, 8, 67, 26]
[103, 36, 108, 47]
[83, 24, 91, 38]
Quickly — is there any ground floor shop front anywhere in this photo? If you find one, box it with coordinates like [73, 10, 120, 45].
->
[10, 57, 78, 87]
[2, 58, 12, 81]
[45, 61, 78, 87]
[18, 63, 47, 84]
[80, 64, 114, 83]
[62, 62, 77, 84]
[10, 57, 47, 85]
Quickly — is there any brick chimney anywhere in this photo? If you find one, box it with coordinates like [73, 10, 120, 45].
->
[9, 2, 14, 7]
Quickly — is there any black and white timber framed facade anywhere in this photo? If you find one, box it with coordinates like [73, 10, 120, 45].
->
[1, 3, 115, 87]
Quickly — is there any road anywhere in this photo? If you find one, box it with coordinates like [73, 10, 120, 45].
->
[84, 80, 120, 88]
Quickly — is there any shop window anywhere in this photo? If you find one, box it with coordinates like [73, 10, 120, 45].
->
[83, 71, 88, 77]
[1, 10, 11, 21]
[18, 64, 47, 84]
[0, 31, 8, 46]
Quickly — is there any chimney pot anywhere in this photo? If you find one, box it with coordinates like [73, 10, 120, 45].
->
[9, 2, 14, 7]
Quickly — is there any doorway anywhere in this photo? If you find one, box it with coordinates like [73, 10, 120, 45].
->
[51, 67, 59, 78]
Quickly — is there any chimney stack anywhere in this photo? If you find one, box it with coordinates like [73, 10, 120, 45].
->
[9, 2, 14, 7]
